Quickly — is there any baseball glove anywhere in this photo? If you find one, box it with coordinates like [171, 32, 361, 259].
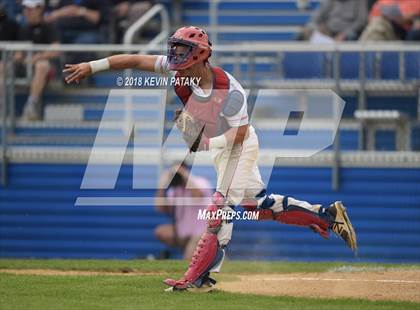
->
[174, 109, 205, 152]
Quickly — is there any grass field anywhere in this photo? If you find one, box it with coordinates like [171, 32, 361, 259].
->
[1, 259, 419, 310]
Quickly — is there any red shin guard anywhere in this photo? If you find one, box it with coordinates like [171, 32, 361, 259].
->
[274, 210, 331, 238]
[164, 232, 218, 289]
[241, 198, 331, 238]
[164, 203, 222, 289]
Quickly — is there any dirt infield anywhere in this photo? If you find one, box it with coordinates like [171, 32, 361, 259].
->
[219, 269, 420, 302]
[2, 267, 420, 302]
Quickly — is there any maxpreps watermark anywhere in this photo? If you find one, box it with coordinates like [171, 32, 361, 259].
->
[197, 209, 260, 221]
[116, 76, 201, 87]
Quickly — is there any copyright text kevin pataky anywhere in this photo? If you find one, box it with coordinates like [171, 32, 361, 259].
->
[118, 76, 202, 87]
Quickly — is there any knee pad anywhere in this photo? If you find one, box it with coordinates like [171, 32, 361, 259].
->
[240, 189, 276, 220]
[206, 193, 233, 246]
[206, 204, 223, 233]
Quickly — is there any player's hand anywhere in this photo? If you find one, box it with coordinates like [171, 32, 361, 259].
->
[63, 63, 91, 84]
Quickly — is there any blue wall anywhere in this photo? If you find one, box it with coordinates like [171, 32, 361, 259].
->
[0, 164, 419, 263]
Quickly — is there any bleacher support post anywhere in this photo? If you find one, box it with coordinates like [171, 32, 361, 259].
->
[418, 88, 420, 120]
[172, 0, 183, 27]
[1, 49, 8, 186]
[5, 47, 15, 134]
[332, 49, 341, 191]
[248, 52, 256, 88]
[209, 0, 220, 48]
[399, 51, 406, 82]
[358, 51, 367, 150]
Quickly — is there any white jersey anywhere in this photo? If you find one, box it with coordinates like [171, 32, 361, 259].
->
[154, 56, 249, 128]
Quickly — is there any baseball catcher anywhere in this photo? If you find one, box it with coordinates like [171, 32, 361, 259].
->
[64, 26, 358, 292]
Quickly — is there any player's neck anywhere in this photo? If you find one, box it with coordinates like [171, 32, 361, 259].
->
[196, 64, 213, 89]
[179, 63, 213, 92]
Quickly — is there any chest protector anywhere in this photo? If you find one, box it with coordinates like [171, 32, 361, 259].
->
[174, 67, 230, 138]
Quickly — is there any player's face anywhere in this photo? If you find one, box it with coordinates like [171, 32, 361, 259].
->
[173, 44, 190, 58]
[23, 6, 43, 25]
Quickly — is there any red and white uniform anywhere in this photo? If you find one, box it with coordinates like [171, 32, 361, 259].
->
[155, 55, 329, 252]
[160, 26, 349, 291]
[155, 56, 266, 212]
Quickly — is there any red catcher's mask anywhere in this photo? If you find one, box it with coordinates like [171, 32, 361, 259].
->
[167, 26, 212, 70]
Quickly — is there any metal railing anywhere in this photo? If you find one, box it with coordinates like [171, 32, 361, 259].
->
[123, 3, 170, 54]
[0, 42, 419, 188]
[209, 0, 221, 47]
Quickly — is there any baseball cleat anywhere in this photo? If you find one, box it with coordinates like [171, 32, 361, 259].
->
[328, 201, 358, 251]
[163, 277, 216, 293]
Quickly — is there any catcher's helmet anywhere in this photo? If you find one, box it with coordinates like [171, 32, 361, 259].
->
[167, 26, 212, 70]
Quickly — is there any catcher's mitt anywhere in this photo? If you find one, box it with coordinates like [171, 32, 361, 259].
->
[174, 109, 205, 152]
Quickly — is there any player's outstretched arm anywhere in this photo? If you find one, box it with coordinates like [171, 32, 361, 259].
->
[63, 54, 159, 84]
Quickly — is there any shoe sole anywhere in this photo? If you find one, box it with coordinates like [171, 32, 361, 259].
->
[334, 202, 357, 251]
[164, 285, 216, 293]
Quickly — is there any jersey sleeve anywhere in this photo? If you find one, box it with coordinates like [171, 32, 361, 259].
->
[154, 55, 171, 74]
[224, 100, 249, 127]
[223, 72, 249, 127]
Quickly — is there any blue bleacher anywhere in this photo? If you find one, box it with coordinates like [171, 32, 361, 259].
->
[174, 0, 320, 42]
[1, 164, 419, 262]
[183, 14, 311, 26]
[218, 31, 297, 41]
[11, 87, 420, 151]
[1, 0, 419, 264]
[283, 52, 325, 78]
[405, 52, 420, 79]
[182, 1, 320, 11]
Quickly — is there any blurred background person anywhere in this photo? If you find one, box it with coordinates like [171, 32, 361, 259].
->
[296, 0, 310, 10]
[45, 0, 110, 45]
[15, 0, 59, 120]
[0, 2, 18, 42]
[111, 0, 154, 43]
[0, 1, 19, 112]
[406, 16, 420, 41]
[301, 0, 368, 43]
[154, 162, 211, 260]
[360, 0, 420, 41]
